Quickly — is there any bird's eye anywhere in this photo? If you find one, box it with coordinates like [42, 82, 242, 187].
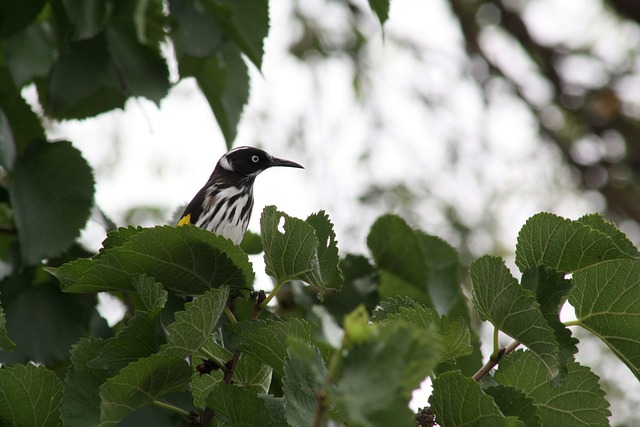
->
[251, 155, 260, 163]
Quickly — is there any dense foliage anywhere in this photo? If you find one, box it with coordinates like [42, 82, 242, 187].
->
[1, 0, 640, 426]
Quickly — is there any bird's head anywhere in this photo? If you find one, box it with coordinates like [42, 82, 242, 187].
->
[217, 146, 304, 177]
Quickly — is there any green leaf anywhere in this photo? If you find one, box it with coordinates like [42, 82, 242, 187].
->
[367, 214, 463, 314]
[160, 286, 230, 358]
[304, 211, 343, 298]
[323, 254, 379, 325]
[484, 385, 541, 427]
[224, 318, 331, 377]
[205, 384, 287, 427]
[132, 274, 168, 315]
[179, 42, 249, 148]
[40, 35, 126, 119]
[89, 312, 164, 374]
[200, 0, 269, 69]
[61, 338, 110, 427]
[261, 206, 342, 298]
[5, 21, 54, 86]
[10, 140, 94, 264]
[0, 299, 16, 350]
[577, 213, 640, 258]
[367, 214, 432, 306]
[191, 341, 228, 407]
[515, 212, 637, 273]
[240, 230, 263, 255]
[0, 0, 45, 37]
[469, 256, 560, 378]
[233, 353, 273, 393]
[569, 259, 640, 381]
[99, 354, 191, 427]
[371, 297, 472, 363]
[0, 71, 46, 169]
[169, 0, 224, 58]
[494, 350, 610, 426]
[62, 0, 108, 39]
[283, 340, 328, 427]
[368, 0, 390, 26]
[521, 267, 578, 383]
[105, 1, 170, 104]
[49, 225, 254, 296]
[429, 371, 524, 427]
[0, 364, 64, 427]
[0, 283, 96, 365]
[333, 322, 441, 427]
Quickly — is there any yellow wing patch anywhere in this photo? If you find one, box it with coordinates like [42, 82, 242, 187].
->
[177, 214, 192, 227]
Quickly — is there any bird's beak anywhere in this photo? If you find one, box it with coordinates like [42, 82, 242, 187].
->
[268, 156, 304, 169]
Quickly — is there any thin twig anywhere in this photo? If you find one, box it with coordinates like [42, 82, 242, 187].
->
[472, 340, 521, 382]
[222, 290, 266, 384]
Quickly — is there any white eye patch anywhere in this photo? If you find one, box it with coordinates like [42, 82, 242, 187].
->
[251, 155, 259, 163]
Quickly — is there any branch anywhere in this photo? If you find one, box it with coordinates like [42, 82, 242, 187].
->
[472, 340, 521, 382]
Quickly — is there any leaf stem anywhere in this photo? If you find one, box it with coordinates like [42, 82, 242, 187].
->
[223, 290, 267, 384]
[563, 319, 581, 327]
[153, 400, 190, 418]
[472, 340, 521, 382]
[260, 279, 286, 310]
[224, 306, 238, 324]
[491, 326, 500, 360]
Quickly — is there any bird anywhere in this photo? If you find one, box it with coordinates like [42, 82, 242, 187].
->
[177, 146, 303, 244]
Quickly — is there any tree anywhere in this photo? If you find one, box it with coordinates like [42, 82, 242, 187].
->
[0, 0, 639, 426]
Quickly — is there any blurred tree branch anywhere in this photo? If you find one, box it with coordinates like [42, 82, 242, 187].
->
[449, 0, 640, 224]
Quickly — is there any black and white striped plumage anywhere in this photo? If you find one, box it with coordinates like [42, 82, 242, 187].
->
[177, 146, 303, 244]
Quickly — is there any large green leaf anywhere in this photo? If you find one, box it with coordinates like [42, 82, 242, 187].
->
[0, 0, 45, 37]
[333, 321, 441, 427]
[283, 340, 328, 427]
[494, 350, 610, 426]
[48, 225, 254, 296]
[62, 338, 110, 427]
[485, 385, 541, 427]
[260, 206, 342, 298]
[99, 354, 191, 427]
[62, 0, 108, 40]
[305, 211, 343, 297]
[10, 140, 94, 265]
[515, 212, 637, 273]
[371, 296, 471, 363]
[5, 21, 54, 86]
[0, 364, 64, 427]
[323, 254, 379, 325]
[225, 318, 331, 377]
[200, 0, 269, 69]
[40, 35, 126, 119]
[521, 267, 578, 383]
[160, 286, 230, 358]
[429, 371, 524, 427]
[178, 42, 249, 149]
[367, 214, 462, 314]
[469, 256, 560, 378]
[89, 312, 164, 374]
[0, 283, 96, 365]
[569, 259, 640, 381]
[205, 384, 287, 426]
[169, 0, 224, 58]
[105, 1, 170, 104]
[132, 274, 168, 315]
